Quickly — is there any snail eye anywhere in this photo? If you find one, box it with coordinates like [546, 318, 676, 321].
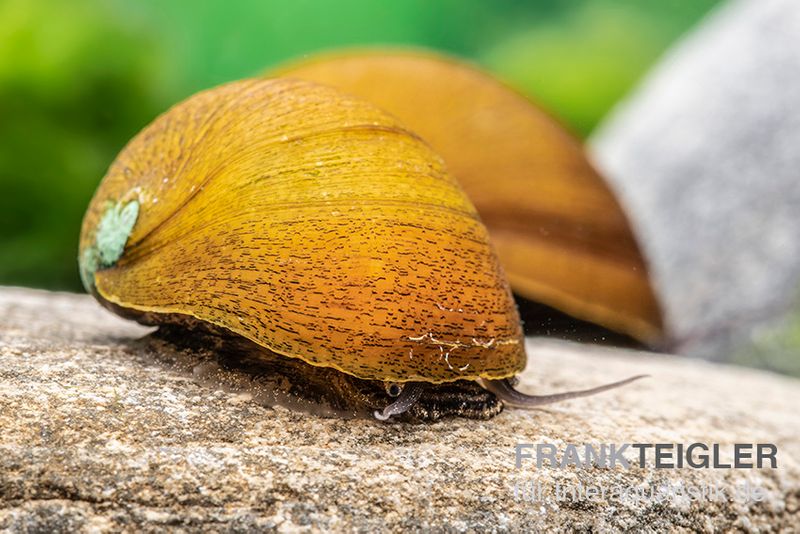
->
[387, 383, 403, 398]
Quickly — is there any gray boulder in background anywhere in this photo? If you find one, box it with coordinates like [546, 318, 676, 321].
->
[591, 0, 800, 371]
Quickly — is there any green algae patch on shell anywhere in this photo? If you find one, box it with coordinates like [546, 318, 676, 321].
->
[79, 199, 139, 292]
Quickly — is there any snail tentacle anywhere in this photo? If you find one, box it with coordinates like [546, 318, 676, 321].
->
[374, 382, 426, 421]
[480, 375, 648, 409]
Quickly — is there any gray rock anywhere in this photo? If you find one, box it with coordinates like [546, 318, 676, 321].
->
[1, 287, 799, 531]
[591, 0, 800, 365]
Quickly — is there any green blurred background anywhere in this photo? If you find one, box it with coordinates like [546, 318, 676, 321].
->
[0, 0, 720, 291]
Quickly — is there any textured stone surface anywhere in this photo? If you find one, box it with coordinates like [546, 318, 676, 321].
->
[591, 0, 800, 366]
[0, 287, 799, 532]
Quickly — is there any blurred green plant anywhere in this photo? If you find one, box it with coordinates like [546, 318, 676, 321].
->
[0, 0, 719, 291]
[735, 297, 800, 377]
[0, 0, 175, 290]
[482, 0, 720, 136]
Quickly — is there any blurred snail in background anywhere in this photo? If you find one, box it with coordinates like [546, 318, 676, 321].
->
[274, 50, 663, 344]
[79, 50, 657, 422]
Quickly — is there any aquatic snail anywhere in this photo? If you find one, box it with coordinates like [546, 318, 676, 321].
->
[79, 56, 656, 422]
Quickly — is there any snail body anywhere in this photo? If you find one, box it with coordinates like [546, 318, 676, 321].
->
[80, 77, 643, 422]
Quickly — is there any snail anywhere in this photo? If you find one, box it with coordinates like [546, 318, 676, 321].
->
[272, 49, 664, 344]
[79, 76, 646, 423]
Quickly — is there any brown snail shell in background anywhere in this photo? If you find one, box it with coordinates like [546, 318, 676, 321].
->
[273, 49, 664, 344]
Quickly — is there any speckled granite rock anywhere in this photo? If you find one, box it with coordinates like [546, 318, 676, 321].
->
[591, 0, 800, 367]
[1, 287, 799, 532]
